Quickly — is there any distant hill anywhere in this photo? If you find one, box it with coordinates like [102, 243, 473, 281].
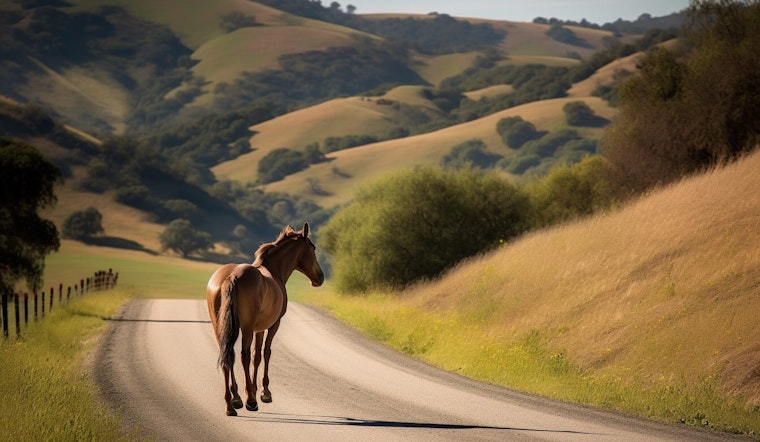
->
[0, 0, 681, 244]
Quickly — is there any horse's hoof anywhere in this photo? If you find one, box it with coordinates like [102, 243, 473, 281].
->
[246, 399, 258, 411]
[226, 408, 237, 417]
[261, 390, 273, 403]
[232, 398, 244, 409]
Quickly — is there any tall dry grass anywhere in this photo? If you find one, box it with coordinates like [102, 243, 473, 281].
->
[411, 149, 760, 406]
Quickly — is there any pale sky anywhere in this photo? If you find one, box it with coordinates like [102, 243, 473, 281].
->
[351, 0, 691, 25]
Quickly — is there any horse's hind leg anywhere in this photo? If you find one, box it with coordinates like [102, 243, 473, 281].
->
[229, 370, 243, 409]
[223, 367, 237, 416]
[240, 328, 258, 411]
[261, 320, 281, 403]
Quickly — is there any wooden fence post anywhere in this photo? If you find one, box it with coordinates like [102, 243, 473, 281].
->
[41, 290, 45, 318]
[49, 286, 54, 311]
[1, 292, 8, 338]
[33, 292, 38, 321]
[14, 293, 20, 338]
[23, 293, 28, 326]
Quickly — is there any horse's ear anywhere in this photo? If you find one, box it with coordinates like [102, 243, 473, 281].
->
[303, 222, 310, 237]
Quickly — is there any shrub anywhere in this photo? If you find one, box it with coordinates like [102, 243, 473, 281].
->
[527, 156, 625, 227]
[499, 119, 543, 149]
[257, 148, 308, 183]
[441, 139, 503, 169]
[319, 167, 530, 293]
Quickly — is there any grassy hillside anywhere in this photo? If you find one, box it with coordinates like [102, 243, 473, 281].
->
[305, 150, 760, 434]
[240, 96, 616, 208]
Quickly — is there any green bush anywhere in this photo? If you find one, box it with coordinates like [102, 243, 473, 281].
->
[319, 167, 530, 293]
[62, 207, 104, 240]
[497, 117, 544, 149]
[441, 139, 503, 169]
[257, 148, 308, 183]
[527, 156, 625, 227]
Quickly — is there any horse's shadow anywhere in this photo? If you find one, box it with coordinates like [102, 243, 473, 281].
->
[238, 412, 598, 435]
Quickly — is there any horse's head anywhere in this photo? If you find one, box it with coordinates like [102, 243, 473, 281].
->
[295, 223, 324, 287]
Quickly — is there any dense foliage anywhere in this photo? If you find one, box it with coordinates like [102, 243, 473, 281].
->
[212, 36, 425, 112]
[545, 24, 592, 47]
[159, 219, 213, 258]
[354, 13, 506, 55]
[62, 207, 104, 240]
[145, 104, 278, 179]
[603, 0, 760, 190]
[0, 138, 61, 294]
[527, 156, 626, 227]
[254, 0, 506, 54]
[441, 139, 503, 170]
[319, 167, 531, 292]
[563, 101, 608, 127]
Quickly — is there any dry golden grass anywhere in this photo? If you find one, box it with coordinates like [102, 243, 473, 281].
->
[212, 85, 443, 183]
[69, 0, 293, 48]
[404, 150, 760, 407]
[188, 25, 356, 106]
[568, 51, 642, 97]
[413, 52, 482, 86]
[42, 167, 165, 253]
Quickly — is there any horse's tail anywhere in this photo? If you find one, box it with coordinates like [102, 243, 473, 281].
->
[217, 273, 239, 371]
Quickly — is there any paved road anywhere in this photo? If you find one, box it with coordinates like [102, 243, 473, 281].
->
[94, 299, 741, 441]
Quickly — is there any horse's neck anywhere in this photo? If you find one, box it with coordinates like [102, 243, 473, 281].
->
[258, 247, 297, 287]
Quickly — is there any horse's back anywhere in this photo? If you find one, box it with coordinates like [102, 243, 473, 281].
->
[207, 263, 285, 335]
[232, 265, 285, 332]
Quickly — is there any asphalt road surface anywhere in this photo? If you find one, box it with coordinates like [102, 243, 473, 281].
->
[93, 299, 743, 441]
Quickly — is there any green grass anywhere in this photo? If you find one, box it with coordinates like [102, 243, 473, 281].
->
[0, 288, 140, 441]
[43, 241, 219, 299]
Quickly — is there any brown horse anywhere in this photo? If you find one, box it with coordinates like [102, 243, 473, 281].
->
[206, 223, 324, 416]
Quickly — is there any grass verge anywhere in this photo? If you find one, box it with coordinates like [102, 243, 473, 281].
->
[0, 288, 139, 441]
[297, 288, 759, 438]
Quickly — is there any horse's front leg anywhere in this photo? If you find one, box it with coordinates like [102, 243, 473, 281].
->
[240, 329, 258, 411]
[261, 320, 281, 403]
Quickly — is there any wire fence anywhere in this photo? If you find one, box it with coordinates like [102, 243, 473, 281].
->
[1, 269, 118, 339]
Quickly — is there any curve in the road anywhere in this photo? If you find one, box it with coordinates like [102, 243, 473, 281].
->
[93, 299, 741, 441]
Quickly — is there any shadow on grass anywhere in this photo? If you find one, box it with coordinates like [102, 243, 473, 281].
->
[82, 236, 157, 255]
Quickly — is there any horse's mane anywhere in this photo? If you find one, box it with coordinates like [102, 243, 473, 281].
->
[253, 225, 300, 267]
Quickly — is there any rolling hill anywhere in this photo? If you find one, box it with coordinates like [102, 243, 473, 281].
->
[0, 0, 671, 248]
[215, 94, 620, 208]
[1, 0, 644, 134]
